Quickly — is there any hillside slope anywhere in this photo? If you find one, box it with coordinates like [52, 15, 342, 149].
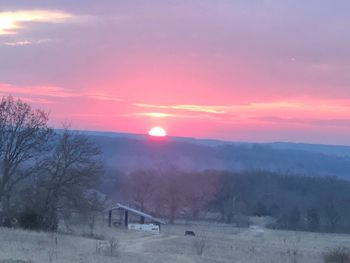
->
[88, 134, 350, 179]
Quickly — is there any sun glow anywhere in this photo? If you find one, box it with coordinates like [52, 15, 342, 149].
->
[148, 127, 167, 137]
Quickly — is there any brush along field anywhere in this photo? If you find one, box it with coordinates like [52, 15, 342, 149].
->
[0, 222, 349, 263]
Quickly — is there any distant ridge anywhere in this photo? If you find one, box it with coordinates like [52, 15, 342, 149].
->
[52, 129, 350, 179]
[68, 129, 350, 157]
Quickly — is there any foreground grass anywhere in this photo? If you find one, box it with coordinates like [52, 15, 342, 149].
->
[0, 223, 350, 263]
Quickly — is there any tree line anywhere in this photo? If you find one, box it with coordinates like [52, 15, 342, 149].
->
[122, 169, 350, 233]
[0, 96, 103, 230]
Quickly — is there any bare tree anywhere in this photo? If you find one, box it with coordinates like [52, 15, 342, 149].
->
[214, 172, 250, 225]
[215, 172, 236, 223]
[126, 170, 156, 211]
[323, 195, 341, 233]
[160, 169, 186, 224]
[123, 169, 220, 223]
[81, 189, 107, 237]
[0, 96, 52, 218]
[183, 171, 220, 220]
[40, 127, 103, 230]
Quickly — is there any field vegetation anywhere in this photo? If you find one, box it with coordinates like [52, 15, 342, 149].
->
[1, 220, 350, 263]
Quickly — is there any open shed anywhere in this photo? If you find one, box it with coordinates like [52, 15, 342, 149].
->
[108, 203, 166, 229]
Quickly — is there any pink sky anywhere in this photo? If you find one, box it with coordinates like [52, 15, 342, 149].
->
[1, 1, 350, 144]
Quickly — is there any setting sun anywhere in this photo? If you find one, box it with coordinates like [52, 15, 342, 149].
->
[148, 127, 167, 137]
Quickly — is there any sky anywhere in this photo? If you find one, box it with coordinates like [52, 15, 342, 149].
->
[1, 0, 350, 144]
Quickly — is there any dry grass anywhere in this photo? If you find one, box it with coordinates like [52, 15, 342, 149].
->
[193, 235, 207, 256]
[0, 221, 350, 263]
[324, 247, 350, 263]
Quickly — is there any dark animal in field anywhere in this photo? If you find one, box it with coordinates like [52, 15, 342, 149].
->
[185, 230, 196, 236]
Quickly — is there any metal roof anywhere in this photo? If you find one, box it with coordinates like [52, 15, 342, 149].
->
[109, 203, 166, 224]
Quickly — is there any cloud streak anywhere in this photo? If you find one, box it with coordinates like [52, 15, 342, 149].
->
[0, 9, 75, 35]
[0, 83, 121, 103]
[133, 98, 350, 126]
[134, 103, 227, 114]
[134, 99, 350, 115]
[2, 39, 51, 46]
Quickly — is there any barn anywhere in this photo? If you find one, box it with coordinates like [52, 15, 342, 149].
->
[108, 203, 166, 231]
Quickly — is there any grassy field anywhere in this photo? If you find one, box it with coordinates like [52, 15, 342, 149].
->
[0, 221, 349, 263]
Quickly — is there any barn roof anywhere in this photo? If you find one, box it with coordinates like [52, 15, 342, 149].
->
[109, 203, 166, 224]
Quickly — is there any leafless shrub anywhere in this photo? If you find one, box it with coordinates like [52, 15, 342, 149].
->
[48, 235, 58, 262]
[286, 249, 299, 263]
[95, 240, 108, 254]
[193, 235, 207, 256]
[288, 233, 302, 263]
[108, 238, 119, 257]
[324, 247, 350, 263]
[95, 238, 119, 257]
